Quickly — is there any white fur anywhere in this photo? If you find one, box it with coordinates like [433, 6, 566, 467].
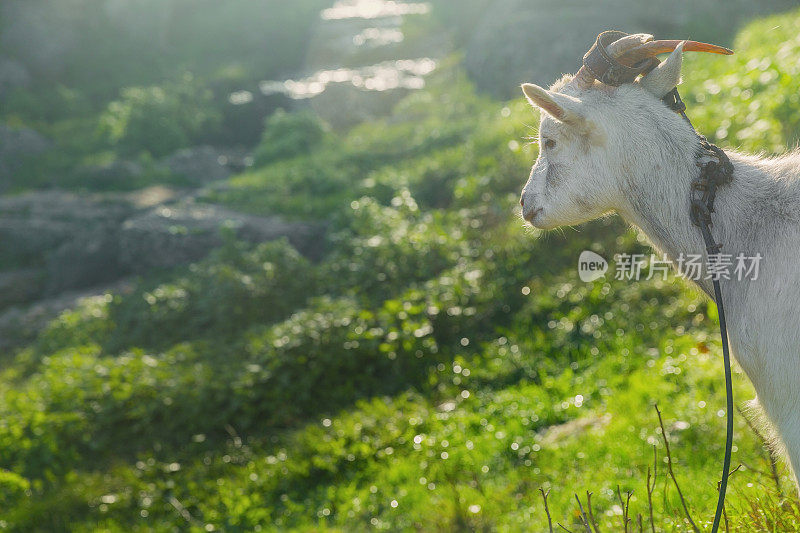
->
[520, 47, 800, 492]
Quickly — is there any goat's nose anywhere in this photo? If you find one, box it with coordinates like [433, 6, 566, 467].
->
[519, 194, 525, 208]
[523, 207, 542, 223]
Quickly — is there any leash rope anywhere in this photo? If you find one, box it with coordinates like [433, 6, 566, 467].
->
[664, 87, 735, 533]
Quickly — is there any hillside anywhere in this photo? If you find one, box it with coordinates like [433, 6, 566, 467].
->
[1, 3, 800, 531]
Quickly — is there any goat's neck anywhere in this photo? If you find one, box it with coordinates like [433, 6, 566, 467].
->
[615, 135, 726, 295]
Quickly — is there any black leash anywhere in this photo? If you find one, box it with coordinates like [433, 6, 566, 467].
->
[663, 87, 735, 533]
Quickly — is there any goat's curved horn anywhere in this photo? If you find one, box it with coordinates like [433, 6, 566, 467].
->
[616, 39, 733, 66]
[572, 33, 732, 89]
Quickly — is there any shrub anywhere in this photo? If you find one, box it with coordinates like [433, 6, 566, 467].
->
[253, 109, 326, 166]
[322, 193, 469, 300]
[99, 73, 221, 157]
[107, 239, 316, 352]
[31, 238, 315, 358]
[0, 469, 30, 509]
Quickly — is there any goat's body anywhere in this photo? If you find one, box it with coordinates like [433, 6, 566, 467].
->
[619, 145, 800, 488]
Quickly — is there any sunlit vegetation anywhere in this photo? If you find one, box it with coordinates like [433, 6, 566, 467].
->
[682, 10, 800, 155]
[1, 4, 800, 531]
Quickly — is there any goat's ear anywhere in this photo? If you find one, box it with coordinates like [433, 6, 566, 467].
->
[639, 41, 684, 98]
[521, 83, 586, 127]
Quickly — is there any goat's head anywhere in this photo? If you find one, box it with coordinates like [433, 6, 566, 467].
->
[519, 34, 731, 229]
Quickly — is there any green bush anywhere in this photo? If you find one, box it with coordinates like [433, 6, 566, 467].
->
[204, 148, 362, 219]
[322, 194, 469, 300]
[0, 469, 30, 509]
[99, 73, 221, 157]
[108, 239, 315, 351]
[253, 109, 326, 166]
[33, 239, 314, 356]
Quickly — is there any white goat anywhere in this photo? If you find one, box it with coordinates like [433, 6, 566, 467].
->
[519, 40, 800, 491]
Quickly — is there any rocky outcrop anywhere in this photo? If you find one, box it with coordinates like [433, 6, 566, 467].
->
[118, 202, 319, 272]
[76, 147, 239, 190]
[0, 190, 130, 275]
[79, 160, 144, 189]
[0, 188, 321, 307]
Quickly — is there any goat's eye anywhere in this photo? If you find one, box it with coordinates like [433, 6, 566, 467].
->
[544, 138, 556, 150]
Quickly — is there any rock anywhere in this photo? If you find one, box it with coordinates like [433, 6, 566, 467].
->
[0, 124, 51, 157]
[0, 190, 131, 272]
[0, 190, 134, 295]
[46, 227, 126, 294]
[79, 160, 144, 190]
[122, 185, 181, 209]
[162, 146, 231, 185]
[119, 200, 321, 272]
[311, 81, 411, 130]
[0, 186, 320, 308]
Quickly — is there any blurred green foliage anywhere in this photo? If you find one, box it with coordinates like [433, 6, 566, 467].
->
[682, 10, 800, 153]
[0, 0, 329, 192]
[254, 110, 327, 166]
[99, 74, 221, 158]
[0, 5, 799, 532]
